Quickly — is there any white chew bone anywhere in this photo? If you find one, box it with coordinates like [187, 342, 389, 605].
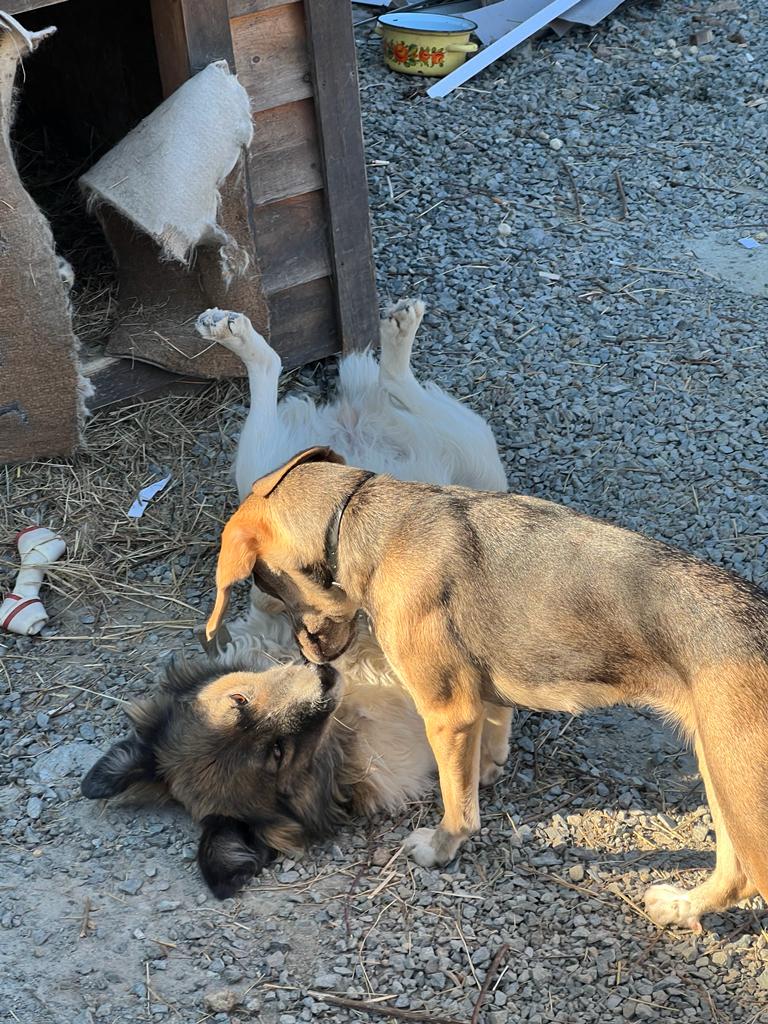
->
[0, 527, 66, 636]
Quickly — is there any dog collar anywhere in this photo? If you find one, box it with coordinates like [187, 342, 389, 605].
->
[324, 471, 376, 582]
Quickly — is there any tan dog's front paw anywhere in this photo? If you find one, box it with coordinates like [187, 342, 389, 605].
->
[402, 826, 464, 868]
[644, 883, 703, 933]
[403, 827, 443, 867]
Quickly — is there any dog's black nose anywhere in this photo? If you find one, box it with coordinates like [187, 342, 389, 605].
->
[317, 663, 338, 693]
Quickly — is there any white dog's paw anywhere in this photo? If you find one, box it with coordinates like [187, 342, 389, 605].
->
[380, 299, 425, 348]
[196, 308, 279, 370]
[644, 883, 703, 932]
[402, 827, 442, 868]
[196, 308, 251, 346]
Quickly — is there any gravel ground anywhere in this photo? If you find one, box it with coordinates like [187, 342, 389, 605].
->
[3, 1, 768, 1021]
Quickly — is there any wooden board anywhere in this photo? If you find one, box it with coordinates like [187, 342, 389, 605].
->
[85, 355, 206, 411]
[268, 276, 337, 368]
[229, 0, 297, 16]
[303, 0, 379, 352]
[231, 3, 313, 113]
[249, 97, 322, 205]
[150, 0, 235, 96]
[252, 189, 330, 294]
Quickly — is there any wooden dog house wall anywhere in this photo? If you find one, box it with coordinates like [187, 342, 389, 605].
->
[1, 0, 377, 463]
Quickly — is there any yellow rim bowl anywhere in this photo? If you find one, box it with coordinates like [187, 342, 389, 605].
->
[375, 15, 478, 78]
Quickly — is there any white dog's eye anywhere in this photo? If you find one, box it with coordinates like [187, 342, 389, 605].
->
[229, 693, 248, 707]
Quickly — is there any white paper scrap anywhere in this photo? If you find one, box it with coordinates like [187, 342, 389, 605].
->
[128, 475, 172, 518]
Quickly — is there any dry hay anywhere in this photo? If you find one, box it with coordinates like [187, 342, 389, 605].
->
[1, 381, 248, 641]
[0, 352, 331, 644]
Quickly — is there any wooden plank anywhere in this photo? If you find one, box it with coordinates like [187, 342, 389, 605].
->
[231, 4, 313, 114]
[2, 0, 68, 14]
[150, 0, 234, 97]
[229, 0, 297, 16]
[182, 0, 235, 73]
[303, 0, 378, 352]
[252, 190, 330, 294]
[85, 357, 206, 412]
[268, 277, 337, 369]
[249, 97, 322, 205]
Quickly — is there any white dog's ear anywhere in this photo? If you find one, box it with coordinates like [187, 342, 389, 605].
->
[250, 446, 346, 498]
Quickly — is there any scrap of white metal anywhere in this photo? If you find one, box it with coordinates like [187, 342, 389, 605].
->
[427, 0, 588, 97]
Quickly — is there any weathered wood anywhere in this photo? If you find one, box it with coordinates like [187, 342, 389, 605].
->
[229, 0, 298, 16]
[85, 356, 205, 411]
[150, 0, 234, 96]
[269, 277, 337, 368]
[231, 3, 313, 113]
[303, 0, 378, 352]
[2, 0, 68, 13]
[249, 98, 322, 205]
[252, 190, 330, 294]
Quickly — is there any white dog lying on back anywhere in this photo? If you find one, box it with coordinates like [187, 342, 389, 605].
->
[81, 301, 512, 898]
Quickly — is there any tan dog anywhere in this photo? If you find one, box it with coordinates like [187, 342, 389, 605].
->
[206, 449, 768, 930]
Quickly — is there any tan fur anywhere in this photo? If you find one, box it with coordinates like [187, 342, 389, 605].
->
[207, 453, 768, 928]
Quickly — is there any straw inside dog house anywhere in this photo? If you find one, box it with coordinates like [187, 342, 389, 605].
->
[0, 0, 378, 463]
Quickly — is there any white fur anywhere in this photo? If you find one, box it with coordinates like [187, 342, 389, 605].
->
[195, 301, 508, 815]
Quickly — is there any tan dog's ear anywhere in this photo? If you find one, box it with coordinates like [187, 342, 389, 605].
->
[206, 498, 266, 641]
[250, 446, 346, 499]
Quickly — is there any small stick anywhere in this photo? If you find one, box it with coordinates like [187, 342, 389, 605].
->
[79, 896, 92, 939]
[344, 858, 370, 937]
[307, 991, 464, 1024]
[563, 163, 583, 221]
[470, 944, 510, 1024]
[614, 168, 628, 220]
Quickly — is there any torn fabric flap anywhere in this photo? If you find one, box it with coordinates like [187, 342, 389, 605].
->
[79, 61, 253, 278]
[0, 12, 56, 133]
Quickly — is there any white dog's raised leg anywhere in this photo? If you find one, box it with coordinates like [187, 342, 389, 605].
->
[196, 309, 282, 500]
[378, 299, 430, 411]
[196, 308, 281, 417]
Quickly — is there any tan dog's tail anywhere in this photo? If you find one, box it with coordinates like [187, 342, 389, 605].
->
[692, 660, 768, 902]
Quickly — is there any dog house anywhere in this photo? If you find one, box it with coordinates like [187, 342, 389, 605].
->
[0, 0, 378, 463]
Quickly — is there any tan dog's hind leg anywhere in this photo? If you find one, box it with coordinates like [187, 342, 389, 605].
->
[645, 736, 758, 931]
[480, 704, 514, 786]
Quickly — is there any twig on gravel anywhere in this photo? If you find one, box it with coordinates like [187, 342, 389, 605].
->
[307, 991, 464, 1024]
[79, 896, 93, 939]
[614, 168, 628, 219]
[344, 857, 371, 937]
[562, 163, 583, 221]
[62, 683, 132, 705]
[145, 961, 151, 1020]
[470, 944, 510, 1024]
